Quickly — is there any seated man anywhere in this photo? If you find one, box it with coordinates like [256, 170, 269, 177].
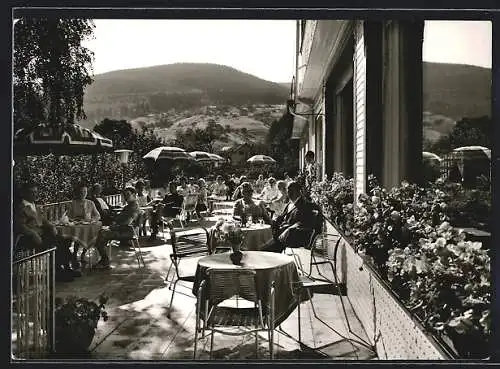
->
[231, 176, 248, 201]
[92, 187, 140, 269]
[149, 182, 184, 241]
[261, 181, 317, 253]
[14, 182, 77, 281]
[88, 183, 114, 225]
[233, 182, 272, 224]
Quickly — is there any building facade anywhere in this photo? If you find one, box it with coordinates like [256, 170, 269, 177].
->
[292, 20, 425, 201]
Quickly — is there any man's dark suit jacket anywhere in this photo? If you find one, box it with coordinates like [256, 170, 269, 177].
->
[272, 196, 322, 249]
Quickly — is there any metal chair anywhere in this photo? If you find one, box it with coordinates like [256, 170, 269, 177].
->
[282, 209, 374, 353]
[159, 194, 200, 236]
[85, 223, 146, 270]
[193, 268, 276, 360]
[165, 223, 211, 318]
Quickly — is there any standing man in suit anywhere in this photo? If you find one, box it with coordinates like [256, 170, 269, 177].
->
[261, 181, 318, 253]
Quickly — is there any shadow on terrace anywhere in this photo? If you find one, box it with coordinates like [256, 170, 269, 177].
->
[54, 232, 376, 361]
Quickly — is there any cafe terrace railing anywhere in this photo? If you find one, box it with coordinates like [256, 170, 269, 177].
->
[12, 247, 57, 359]
[39, 194, 122, 223]
[12, 194, 121, 359]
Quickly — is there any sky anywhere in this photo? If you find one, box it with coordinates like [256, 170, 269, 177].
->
[84, 20, 492, 83]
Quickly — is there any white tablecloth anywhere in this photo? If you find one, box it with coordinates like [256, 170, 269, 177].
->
[55, 221, 102, 248]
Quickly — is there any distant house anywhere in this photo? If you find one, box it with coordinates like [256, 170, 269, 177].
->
[220, 143, 253, 166]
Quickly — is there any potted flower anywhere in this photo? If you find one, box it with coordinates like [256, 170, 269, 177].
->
[213, 219, 245, 264]
[54, 294, 109, 354]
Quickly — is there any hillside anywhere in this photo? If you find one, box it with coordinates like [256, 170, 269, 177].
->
[80, 61, 491, 148]
[152, 114, 273, 151]
[82, 63, 289, 124]
[423, 62, 491, 119]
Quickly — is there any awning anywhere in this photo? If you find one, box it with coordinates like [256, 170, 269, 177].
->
[290, 114, 308, 140]
[288, 101, 310, 140]
[13, 123, 113, 155]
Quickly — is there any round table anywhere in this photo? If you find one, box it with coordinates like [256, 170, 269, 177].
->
[193, 251, 300, 325]
[240, 223, 273, 251]
[55, 221, 103, 265]
[55, 221, 102, 249]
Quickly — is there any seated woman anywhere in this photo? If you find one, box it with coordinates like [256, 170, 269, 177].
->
[196, 178, 209, 216]
[233, 182, 272, 224]
[259, 177, 281, 203]
[67, 185, 101, 222]
[253, 174, 265, 194]
[210, 175, 227, 198]
[135, 180, 152, 207]
[268, 180, 289, 217]
[14, 182, 77, 281]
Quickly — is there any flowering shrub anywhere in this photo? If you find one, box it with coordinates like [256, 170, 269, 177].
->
[387, 223, 490, 357]
[310, 173, 354, 235]
[55, 294, 109, 353]
[307, 173, 491, 358]
[213, 219, 245, 249]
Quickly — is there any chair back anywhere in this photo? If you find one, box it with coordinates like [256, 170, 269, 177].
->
[206, 268, 258, 306]
[169, 225, 210, 259]
[182, 194, 198, 213]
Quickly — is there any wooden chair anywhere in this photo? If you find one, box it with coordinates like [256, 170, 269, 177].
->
[193, 268, 276, 360]
[164, 224, 211, 318]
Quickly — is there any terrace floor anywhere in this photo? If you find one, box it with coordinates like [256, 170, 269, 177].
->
[55, 222, 377, 361]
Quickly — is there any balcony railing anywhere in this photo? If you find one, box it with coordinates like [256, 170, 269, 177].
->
[12, 247, 57, 359]
[39, 194, 122, 223]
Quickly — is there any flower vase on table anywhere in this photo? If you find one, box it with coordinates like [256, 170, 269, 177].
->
[213, 219, 245, 264]
[230, 242, 243, 265]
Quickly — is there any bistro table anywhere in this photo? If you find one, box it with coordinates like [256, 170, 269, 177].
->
[193, 251, 300, 325]
[240, 223, 273, 251]
[54, 220, 103, 264]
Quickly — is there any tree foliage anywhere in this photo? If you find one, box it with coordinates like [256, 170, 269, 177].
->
[169, 123, 220, 153]
[13, 18, 95, 130]
[265, 111, 299, 175]
[426, 116, 491, 154]
[93, 118, 164, 156]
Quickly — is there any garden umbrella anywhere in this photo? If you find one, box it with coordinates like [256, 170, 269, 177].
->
[189, 151, 213, 163]
[207, 153, 226, 163]
[453, 146, 491, 160]
[452, 146, 491, 184]
[247, 155, 276, 165]
[422, 151, 442, 162]
[13, 123, 113, 155]
[142, 146, 194, 163]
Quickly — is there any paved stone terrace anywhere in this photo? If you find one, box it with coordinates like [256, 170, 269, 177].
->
[55, 223, 377, 361]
